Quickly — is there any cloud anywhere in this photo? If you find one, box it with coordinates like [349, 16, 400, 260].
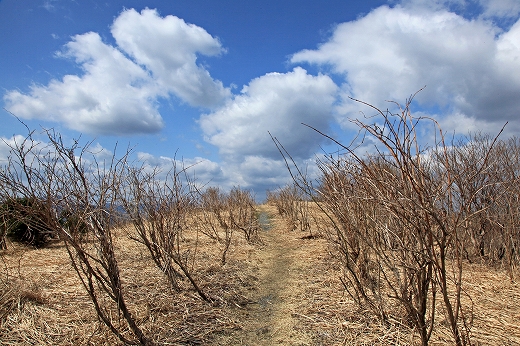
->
[111, 8, 230, 108]
[478, 0, 520, 18]
[396, 0, 466, 12]
[291, 4, 520, 136]
[3, 8, 228, 136]
[42, 0, 58, 12]
[5, 32, 163, 135]
[0, 135, 29, 164]
[220, 156, 293, 190]
[398, 0, 520, 18]
[135, 150, 295, 199]
[199, 67, 338, 160]
[136, 151, 226, 188]
[86, 142, 114, 160]
[196, 67, 338, 196]
[0, 134, 114, 183]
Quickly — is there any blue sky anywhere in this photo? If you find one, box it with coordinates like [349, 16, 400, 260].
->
[1, 0, 520, 199]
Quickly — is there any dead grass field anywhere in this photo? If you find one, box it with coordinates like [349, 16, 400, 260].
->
[2, 205, 520, 345]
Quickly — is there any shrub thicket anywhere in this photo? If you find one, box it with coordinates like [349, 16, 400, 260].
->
[0, 128, 263, 345]
[266, 184, 313, 235]
[273, 93, 516, 346]
[0, 197, 57, 248]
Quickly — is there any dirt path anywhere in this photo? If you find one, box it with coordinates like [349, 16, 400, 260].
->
[215, 205, 317, 345]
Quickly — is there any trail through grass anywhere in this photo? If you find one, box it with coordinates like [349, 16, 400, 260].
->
[215, 205, 314, 345]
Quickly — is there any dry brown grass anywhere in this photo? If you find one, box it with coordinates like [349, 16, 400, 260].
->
[1, 205, 520, 345]
[0, 222, 257, 345]
[292, 248, 520, 345]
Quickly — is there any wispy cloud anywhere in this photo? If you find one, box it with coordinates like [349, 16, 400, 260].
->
[475, 0, 520, 19]
[42, 0, 58, 12]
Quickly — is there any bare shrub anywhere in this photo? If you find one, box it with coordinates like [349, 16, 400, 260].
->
[0, 197, 58, 248]
[196, 187, 235, 265]
[0, 129, 153, 345]
[194, 187, 260, 265]
[273, 93, 506, 345]
[0, 211, 6, 250]
[266, 185, 299, 219]
[266, 184, 313, 235]
[227, 187, 260, 243]
[197, 187, 227, 242]
[446, 135, 520, 276]
[120, 162, 210, 302]
[492, 137, 520, 274]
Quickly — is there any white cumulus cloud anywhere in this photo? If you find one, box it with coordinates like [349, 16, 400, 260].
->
[111, 8, 230, 107]
[5, 32, 162, 135]
[291, 4, 520, 136]
[197, 67, 338, 194]
[199, 67, 338, 160]
[3, 8, 228, 136]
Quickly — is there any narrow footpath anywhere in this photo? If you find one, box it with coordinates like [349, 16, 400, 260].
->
[215, 205, 317, 345]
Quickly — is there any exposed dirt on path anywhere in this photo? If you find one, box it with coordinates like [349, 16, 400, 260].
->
[213, 205, 322, 345]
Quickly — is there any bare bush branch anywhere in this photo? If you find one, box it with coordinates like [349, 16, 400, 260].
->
[0, 129, 153, 345]
[274, 93, 508, 346]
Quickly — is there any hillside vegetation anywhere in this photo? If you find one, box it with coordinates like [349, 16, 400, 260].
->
[2, 98, 520, 345]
